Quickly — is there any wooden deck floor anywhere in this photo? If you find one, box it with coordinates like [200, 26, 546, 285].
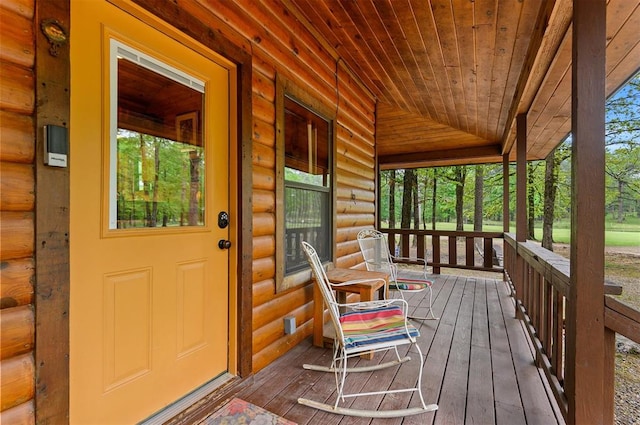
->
[202, 274, 564, 425]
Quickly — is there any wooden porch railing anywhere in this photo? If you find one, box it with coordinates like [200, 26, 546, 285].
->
[503, 233, 640, 423]
[379, 228, 504, 274]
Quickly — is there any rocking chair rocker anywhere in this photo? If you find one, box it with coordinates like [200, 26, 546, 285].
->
[357, 229, 438, 320]
[298, 241, 438, 418]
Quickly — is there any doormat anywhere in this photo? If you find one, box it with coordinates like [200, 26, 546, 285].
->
[200, 397, 297, 425]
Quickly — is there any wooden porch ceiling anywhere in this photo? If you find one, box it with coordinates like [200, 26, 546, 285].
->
[286, 0, 640, 168]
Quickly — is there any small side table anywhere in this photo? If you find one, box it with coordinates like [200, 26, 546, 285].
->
[312, 268, 390, 348]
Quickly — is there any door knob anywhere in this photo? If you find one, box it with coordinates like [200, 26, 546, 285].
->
[218, 239, 231, 249]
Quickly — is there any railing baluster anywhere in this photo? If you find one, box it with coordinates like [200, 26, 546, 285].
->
[554, 293, 565, 385]
[465, 237, 474, 267]
[483, 237, 493, 268]
[533, 269, 540, 334]
[401, 233, 410, 258]
[432, 236, 441, 274]
[544, 277, 553, 355]
[448, 236, 457, 265]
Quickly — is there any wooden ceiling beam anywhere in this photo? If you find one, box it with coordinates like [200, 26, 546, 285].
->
[378, 144, 502, 169]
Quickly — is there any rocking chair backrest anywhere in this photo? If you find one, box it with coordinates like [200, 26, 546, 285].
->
[301, 241, 345, 343]
[357, 229, 398, 282]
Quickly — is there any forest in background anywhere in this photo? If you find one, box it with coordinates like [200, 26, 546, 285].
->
[379, 73, 640, 250]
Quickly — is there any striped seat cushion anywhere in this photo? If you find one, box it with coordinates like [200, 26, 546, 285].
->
[339, 306, 419, 349]
[390, 278, 432, 291]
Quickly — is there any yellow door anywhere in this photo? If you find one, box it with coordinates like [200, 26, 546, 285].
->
[70, 1, 232, 423]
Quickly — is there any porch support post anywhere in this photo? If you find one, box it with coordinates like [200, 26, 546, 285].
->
[565, 0, 606, 423]
[502, 153, 510, 232]
[34, 0, 71, 423]
[513, 114, 527, 309]
[515, 114, 527, 243]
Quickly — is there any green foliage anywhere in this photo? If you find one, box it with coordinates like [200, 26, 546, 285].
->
[605, 143, 640, 221]
[378, 73, 639, 246]
[604, 73, 640, 221]
[116, 130, 204, 228]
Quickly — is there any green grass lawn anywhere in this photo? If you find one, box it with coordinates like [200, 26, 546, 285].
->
[531, 228, 639, 246]
[416, 221, 639, 247]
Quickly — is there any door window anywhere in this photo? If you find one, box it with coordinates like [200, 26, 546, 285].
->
[109, 41, 205, 230]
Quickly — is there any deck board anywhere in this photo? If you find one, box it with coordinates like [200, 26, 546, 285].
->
[194, 274, 564, 425]
[465, 279, 495, 425]
[498, 283, 559, 425]
[433, 278, 474, 425]
[487, 278, 528, 425]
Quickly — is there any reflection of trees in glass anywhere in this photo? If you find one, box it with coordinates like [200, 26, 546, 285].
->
[284, 167, 324, 186]
[116, 129, 204, 228]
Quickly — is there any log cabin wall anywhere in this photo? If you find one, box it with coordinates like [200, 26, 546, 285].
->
[191, 1, 377, 372]
[162, 1, 377, 372]
[0, 0, 37, 422]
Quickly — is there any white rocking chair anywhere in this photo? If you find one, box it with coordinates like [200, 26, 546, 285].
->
[298, 241, 438, 418]
[357, 229, 438, 320]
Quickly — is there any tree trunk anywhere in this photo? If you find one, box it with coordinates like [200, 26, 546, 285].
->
[389, 170, 396, 228]
[412, 172, 419, 228]
[454, 166, 466, 232]
[189, 150, 201, 226]
[527, 162, 536, 240]
[542, 150, 557, 250]
[149, 138, 160, 227]
[422, 172, 428, 229]
[618, 180, 625, 222]
[412, 171, 419, 246]
[401, 169, 414, 229]
[474, 165, 484, 231]
[431, 173, 437, 230]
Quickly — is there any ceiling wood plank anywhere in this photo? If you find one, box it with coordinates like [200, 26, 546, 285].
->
[500, 0, 561, 153]
[429, 0, 463, 129]
[410, 0, 454, 125]
[341, 0, 421, 112]
[452, 0, 477, 134]
[373, 0, 434, 115]
[492, 0, 539, 140]
[288, 0, 387, 103]
[473, 0, 499, 140]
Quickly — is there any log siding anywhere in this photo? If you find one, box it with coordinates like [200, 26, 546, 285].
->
[0, 0, 36, 422]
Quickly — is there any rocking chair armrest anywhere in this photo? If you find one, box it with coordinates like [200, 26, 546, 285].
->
[390, 256, 429, 278]
[391, 255, 427, 267]
[329, 278, 387, 288]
